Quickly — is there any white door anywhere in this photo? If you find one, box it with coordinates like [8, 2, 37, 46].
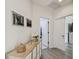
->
[54, 18, 65, 51]
[40, 18, 49, 49]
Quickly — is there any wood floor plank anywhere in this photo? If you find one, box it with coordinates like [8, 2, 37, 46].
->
[41, 48, 72, 59]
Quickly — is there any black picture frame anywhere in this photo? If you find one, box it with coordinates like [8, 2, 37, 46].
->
[26, 18, 32, 27]
[12, 11, 24, 26]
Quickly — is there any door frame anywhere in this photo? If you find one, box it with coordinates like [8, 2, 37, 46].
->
[40, 17, 49, 49]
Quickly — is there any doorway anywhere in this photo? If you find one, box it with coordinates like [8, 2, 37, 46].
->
[40, 17, 49, 49]
[65, 15, 73, 57]
[65, 15, 73, 44]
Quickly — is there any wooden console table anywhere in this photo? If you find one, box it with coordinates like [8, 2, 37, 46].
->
[6, 40, 42, 59]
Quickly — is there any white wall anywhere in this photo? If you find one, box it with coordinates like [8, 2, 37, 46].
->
[5, 0, 33, 52]
[32, 4, 55, 48]
[53, 4, 73, 51]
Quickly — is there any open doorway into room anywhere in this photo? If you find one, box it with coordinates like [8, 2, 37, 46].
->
[65, 15, 73, 57]
[65, 15, 73, 44]
[40, 17, 49, 49]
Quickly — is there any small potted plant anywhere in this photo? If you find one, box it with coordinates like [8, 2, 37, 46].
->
[32, 35, 39, 42]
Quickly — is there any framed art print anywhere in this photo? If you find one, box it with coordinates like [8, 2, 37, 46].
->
[26, 18, 32, 27]
[12, 11, 24, 26]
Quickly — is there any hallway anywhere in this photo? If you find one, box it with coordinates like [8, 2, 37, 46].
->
[41, 48, 72, 59]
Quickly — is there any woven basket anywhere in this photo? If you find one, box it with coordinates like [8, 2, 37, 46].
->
[16, 43, 26, 53]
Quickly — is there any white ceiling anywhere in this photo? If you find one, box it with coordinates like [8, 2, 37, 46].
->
[32, 0, 73, 9]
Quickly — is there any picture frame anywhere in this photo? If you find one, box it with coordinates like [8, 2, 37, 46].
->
[26, 18, 32, 27]
[12, 11, 24, 26]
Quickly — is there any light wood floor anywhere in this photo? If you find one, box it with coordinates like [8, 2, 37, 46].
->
[41, 48, 72, 59]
